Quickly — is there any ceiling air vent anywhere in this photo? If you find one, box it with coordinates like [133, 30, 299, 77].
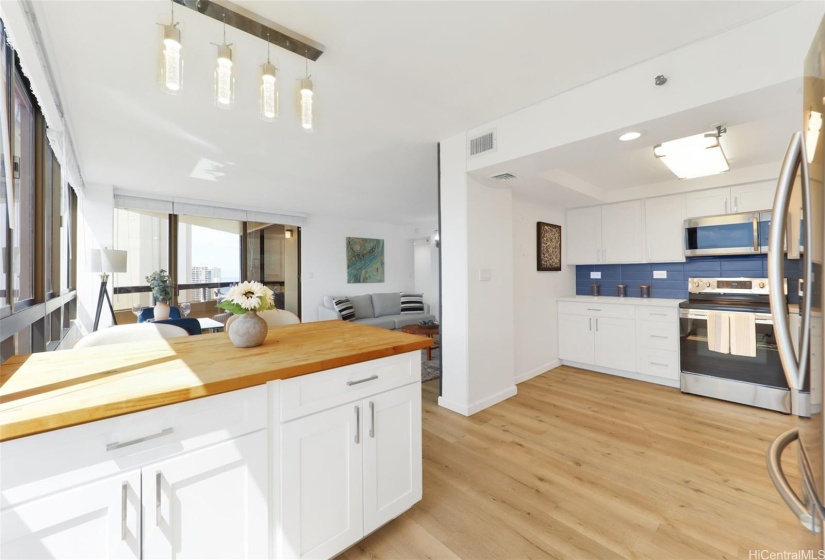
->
[490, 172, 517, 181]
[468, 129, 497, 157]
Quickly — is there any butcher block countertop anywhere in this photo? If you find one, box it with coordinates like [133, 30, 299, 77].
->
[0, 321, 432, 442]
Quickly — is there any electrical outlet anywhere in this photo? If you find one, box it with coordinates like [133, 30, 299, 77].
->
[590, 271, 601, 279]
[479, 269, 492, 282]
[653, 270, 667, 279]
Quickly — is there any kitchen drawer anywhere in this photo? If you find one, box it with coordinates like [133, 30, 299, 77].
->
[279, 352, 419, 422]
[637, 348, 679, 380]
[636, 321, 679, 351]
[557, 302, 635, 320]
[1, 385, 267, 504]
[636, 306, 678, 323]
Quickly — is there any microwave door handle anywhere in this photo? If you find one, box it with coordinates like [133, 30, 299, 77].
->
[767, 428, 819, 531]
[768, 131, 803, 391]
[753, 216, 759, 252]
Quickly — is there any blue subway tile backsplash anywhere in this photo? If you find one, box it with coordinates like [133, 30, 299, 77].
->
[574, 255, 788, 301]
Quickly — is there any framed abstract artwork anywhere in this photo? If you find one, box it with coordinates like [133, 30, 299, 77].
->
[537, 222, 561, 271]
[346, 237, 385, 283]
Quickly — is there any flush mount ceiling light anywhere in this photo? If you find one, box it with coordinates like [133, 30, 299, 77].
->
[618, 131, 641, 142]
[653, 126, 730, 179]
[158, 3, 183, 94]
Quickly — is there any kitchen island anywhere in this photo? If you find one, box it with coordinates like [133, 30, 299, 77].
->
[1, 321, 431, 559]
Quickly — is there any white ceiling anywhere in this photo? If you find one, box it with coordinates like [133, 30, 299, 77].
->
[29, 0, 801, 223]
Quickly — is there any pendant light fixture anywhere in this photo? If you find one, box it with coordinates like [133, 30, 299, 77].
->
[260, 34, 279, 122]
[299, 47, 314, 132]
[213, 15, 234, 109]
[158, 2, 183, 94]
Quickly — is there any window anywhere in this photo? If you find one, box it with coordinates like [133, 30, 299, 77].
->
[11, 68, 34, 306]
[112, 207, 170, 311]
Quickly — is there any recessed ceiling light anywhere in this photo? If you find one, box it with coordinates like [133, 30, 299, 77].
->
[619, 131, 642, 142]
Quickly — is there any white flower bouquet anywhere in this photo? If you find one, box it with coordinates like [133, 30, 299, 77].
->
[217, 281, 276, 315]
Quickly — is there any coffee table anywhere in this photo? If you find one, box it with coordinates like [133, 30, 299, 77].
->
[401, 324, 440, 361]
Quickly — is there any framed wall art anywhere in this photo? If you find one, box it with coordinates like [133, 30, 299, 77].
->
[537, 222, 561, 271]
[346, 237, 385, 283]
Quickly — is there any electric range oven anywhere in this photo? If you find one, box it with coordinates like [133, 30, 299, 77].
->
[679, 277, 795, 413]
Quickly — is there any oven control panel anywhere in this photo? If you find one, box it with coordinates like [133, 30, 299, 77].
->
[687, 277, 780, 295]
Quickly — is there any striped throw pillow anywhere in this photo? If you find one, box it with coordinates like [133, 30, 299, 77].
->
[400, 293, 424, 314]
[333, 297, 356, 321]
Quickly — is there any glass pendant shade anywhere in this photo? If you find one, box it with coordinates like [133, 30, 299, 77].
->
[300, 78, 314, 133]
[214, 44, 234, 109]
[260, 61, 279, 122]
[653, 132, 729, 179]
[159, 24, 183, 94]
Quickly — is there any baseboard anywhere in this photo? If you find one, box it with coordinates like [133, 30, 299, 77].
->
[438, 384, 518, 417]
[515, 360, 561, 384]
[561, 360, 680, 389]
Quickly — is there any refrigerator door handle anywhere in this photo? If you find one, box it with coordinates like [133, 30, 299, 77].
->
[766, 428, 819, 532]
[768, 131, 808, 392]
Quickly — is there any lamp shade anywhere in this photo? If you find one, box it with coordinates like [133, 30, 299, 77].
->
[101, 249, 128, 273]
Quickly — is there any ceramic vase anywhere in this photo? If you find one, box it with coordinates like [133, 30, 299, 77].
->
[154, 301, 171, 321]
[228, 311, 268, 348]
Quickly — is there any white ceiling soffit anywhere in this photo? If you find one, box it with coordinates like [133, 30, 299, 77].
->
[19, 0, 807, 222]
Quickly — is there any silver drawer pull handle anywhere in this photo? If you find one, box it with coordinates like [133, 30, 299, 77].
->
[121, 482, 128, 541]
[347, 375, 378, 386]
[107, 428, 174, 451]
[650, 335, 668, 339]
[586, 308, 601, 312]
[650, 313, 668, 316]
[651, 362, 669, 367]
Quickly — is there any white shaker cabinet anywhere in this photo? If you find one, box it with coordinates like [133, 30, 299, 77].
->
[275, 353, 422, 560]
[644, 194, 686, 262]
[557, 302, 636, 372]
[601, 201, 644, 263]
[685, 183, 776, 218]
[566, 206, 602, 264]
[0, 469, 142, 560]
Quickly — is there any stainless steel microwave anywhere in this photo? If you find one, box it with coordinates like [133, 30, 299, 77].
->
[684, 211, 773, 257]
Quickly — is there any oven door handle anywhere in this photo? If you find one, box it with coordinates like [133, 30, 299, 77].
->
[768, 131, 809, 392]
[766, 428, 820, 532]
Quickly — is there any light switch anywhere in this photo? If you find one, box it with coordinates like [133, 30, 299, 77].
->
[479, 269, 492, 282]
[590, 271, 601, 279]
[653, 270, 667, 279]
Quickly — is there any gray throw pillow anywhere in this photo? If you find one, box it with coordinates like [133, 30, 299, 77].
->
[349, 294, 375, 319]
[371, 292, 401, 317]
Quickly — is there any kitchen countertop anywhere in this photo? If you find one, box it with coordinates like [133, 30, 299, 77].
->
[0, 321, 432, 442]
[557, 295, 685, 306]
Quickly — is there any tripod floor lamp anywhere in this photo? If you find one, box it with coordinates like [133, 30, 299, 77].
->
[90, 249, 127, 332]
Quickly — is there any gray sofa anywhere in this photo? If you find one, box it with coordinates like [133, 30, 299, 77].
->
[318, 292, 435, 330]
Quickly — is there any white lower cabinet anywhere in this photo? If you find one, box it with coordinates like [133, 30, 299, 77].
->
[558, 300, 679, 386]
[278, 381, 422, 560]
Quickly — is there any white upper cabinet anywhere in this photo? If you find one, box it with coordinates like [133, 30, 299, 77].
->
[644, 194, 686, 262]
[601, 201, 644, 263]
[685, 183, 776, 218]
[566, 206, 602, 265]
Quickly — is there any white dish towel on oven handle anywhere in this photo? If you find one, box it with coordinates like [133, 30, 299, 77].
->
[707, 311, 730, 354]
[729, 312, 757, 357]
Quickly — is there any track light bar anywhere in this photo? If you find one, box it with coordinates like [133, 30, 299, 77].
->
[176, 0, 325, 61]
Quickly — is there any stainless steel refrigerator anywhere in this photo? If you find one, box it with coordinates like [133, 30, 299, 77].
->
[767, 14, 825, 551]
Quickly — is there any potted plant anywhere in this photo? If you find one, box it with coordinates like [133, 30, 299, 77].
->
[146, 269, 173, 320]
[217, 280, 276, 347]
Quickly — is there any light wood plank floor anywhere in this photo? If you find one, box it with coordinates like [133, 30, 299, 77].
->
[340, 365, 822, 559]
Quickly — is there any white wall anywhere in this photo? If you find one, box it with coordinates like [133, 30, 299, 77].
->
[413, 239, 440, 320]
[512, 196, 575, 382]
[300, 214, 418, 321]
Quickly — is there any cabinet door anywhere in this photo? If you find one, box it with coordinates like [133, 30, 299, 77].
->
[0, 470, 141, 560]
[644, 195, 686, 262]
[731, 182, 776, 213]
[594, 317, 637, 371]
[601, 201, 644, 262]
[363, 383, 422, 534]
[279, 404, 363, 560]
[143, 431, 268, 560]
[558, 313, 595, 364]
[685, 188, 729, 218]
[566, 206, 602, 264]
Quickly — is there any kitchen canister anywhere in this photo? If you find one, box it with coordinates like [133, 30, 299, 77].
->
[591, 284, 601, 296]
[617, 284, 627, 297]
[640, 284, 651, 298]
